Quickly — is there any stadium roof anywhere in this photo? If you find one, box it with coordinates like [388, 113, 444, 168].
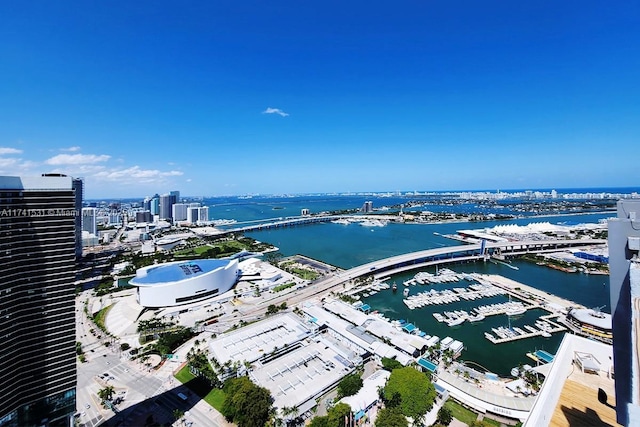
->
[131, 259, 231, 285]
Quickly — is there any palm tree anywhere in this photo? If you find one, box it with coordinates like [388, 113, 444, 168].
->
[280, 406, 299, 426]
[97, 385, 115, 407]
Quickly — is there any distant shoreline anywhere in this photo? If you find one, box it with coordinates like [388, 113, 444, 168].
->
[402, 210, 615, 226]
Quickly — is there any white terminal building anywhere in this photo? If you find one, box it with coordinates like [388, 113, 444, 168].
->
[129, 259, 239, 307]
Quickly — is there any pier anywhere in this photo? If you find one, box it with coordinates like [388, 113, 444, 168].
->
[483, 314, 566, 344]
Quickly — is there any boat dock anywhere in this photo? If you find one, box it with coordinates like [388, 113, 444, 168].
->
[483, 317, 566, 344]
[477, 274, 586, 312]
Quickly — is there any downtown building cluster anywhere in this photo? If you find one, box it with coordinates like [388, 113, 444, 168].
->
[140, 191, 209, 225]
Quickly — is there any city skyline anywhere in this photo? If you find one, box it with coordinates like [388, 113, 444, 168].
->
[1, 2, 638, 199]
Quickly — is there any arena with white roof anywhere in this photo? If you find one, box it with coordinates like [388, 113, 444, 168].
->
[129, 259, 239, 307]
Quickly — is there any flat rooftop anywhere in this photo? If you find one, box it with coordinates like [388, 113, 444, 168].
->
[251, 339, 355, 410]
[210, 313, 311, 364]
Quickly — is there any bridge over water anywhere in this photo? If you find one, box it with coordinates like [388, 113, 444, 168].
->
[219, 214, 404, 233]
[311, 239, 607, 289]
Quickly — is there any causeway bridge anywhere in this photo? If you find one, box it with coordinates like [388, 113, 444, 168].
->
[221, 214, 400, 233]
[311, 238, 607, 289]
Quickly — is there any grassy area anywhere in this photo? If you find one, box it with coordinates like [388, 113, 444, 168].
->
[482, 417, 502, 427]
[174, 245, 213, 257]
[289, 268, 319, 280]
[444, 399, 479, 425]
[92, 304, 114, 332]
[272, 282, 296, 292]
[174, 365, 226, 411]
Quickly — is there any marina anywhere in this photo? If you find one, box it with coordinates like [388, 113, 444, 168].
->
[352, 263, 584, 375]
[246, 211, 612, 376]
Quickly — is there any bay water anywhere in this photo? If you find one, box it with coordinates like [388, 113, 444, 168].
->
[240, 212, 612, 376]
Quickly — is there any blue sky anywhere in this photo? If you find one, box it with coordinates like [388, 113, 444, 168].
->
[1, 1, 638, 198]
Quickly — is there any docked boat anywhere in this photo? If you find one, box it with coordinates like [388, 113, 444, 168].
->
[403, 288, 410, 297]
[392, 282, 398, 291]
[447, 317, 466, 327]
[468, 314, 485, 322]
[506, 306, 527, 316]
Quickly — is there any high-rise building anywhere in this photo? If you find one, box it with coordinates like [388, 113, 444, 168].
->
[149, 194, 160, 216]
[82, 207, 98, 235]
[187, 206, 199, 224]
[135, 211, 153, 224]
[361, 201, 373, 213]
[0, 175, 78, 427]
[159, 193, 172, 221]
[198, 206, 209, 223]
[170, 190, 180, 205]
[72, 177, 83, 258]
[608, 199, 640, 426]
[172, 203, 188, 222]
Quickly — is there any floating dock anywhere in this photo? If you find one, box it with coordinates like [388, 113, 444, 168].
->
[484, 318, 566, 344]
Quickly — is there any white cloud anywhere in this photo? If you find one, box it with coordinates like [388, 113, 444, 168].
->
[0, 147, 23, 155]
[93, 166, 183, 184]
[262, 107, 289, 117]
[0, 158, 19, 168]
[0, 157, 38, 175]
[61, 146, 81, 152]
[45, 153, 111, 165]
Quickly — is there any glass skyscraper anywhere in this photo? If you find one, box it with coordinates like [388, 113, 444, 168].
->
[0, 175, 79, 427]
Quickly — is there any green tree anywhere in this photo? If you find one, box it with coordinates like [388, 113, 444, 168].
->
[327, 403, 352, 427]
[97, 385, 115, 407]
[382, 367, 436, 422]
[381, 357, 403, 372]
[221, 376, 274, 427]
[337, 373, 363, 398]
[309, 403, 351, 427]
[436, 406, 453, 426]
[375, 407, 408, 427]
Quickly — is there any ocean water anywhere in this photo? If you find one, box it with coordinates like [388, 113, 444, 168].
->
[206, 194, 618, 376]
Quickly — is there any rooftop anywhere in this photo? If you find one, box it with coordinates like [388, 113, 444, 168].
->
[525, 334, 615, 427]
[569, 308, 612, 331]
[130, 259, 232, 285]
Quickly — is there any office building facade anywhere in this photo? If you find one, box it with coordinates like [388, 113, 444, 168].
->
[172, 203, 188, 222]
[0, 175, 78, 427]
[82, 207, 98, 235]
